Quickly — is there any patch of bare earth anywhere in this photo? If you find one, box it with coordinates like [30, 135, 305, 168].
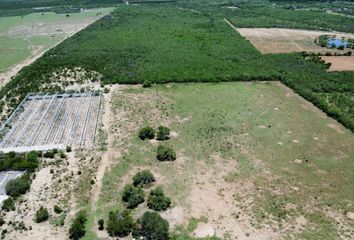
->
[322, 56, 354, 71]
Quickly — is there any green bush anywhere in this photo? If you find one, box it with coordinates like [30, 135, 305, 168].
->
[122, 184, 144, 209]
[156, 126, 170, 141]
[98, 219, 104, 231]
[132, 170, 155, 187]
[69, 210, 87, 240]
[66, 146, 72, 152]
[143, 80, 152, 88]
[43, 151, 55, 158]
[107, 210, 134, 237]
[35, 206, 49, 223]
[133, 211, 169, 240]
[138, 127, 155, 140]
[2, 197, 15, 211]
[54, 205, 63, 214]
[5, 174, 31, 198]
[0, 152, 38, 172]
[156, 145, 176, 161]
[147, 187, 171, 211]
[26, 151, 38, 162]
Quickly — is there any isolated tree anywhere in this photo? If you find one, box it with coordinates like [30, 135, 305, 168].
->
[132, 170, 155, 187]
[35, 206, 49, 223]
[156, 126, 170, 141]
[5, 175, 30, 198]
[107, 210, 134, 237]
[69, 210, 87, 240]
[139, 127, 155, 140]
[156, 145, 176, 161]
[147, 187, 171, 211]
[133, 211, 169, 240]
[122, 184, 144, 209]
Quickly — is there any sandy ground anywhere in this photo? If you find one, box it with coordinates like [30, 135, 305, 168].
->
[0, 10, 112, 87]
[233, 24, 354, 54]
[322, 56, 354, 71]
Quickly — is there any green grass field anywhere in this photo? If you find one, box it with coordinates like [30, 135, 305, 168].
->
[86, 82, 354, 239]
[0, 8, 113, 73]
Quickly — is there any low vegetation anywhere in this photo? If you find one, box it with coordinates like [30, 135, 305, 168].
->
[156, 145, 176, 161]
[69, 210, 87, 240]
[5, 174, 31, 198]
[147, 187, 171, 211]
[35, 206, 49, 223]
[132, 170, 155, 187]
[121, 184, 145, 209]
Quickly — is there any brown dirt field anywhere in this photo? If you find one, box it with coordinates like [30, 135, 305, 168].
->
[235, 27, 354, 54]
[322, 56, 354, 71]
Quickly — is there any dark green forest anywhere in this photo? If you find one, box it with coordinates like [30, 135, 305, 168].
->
[0, 2, 353, 131]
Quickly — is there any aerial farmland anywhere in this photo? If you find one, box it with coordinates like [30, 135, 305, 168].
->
[0, 0, 353, 240]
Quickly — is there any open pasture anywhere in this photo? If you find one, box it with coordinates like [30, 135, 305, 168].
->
[0, 8, 113, 86]
[236, 28, 354, 54]
[0, 92, 101, 152]
[91, 82, 354, 240]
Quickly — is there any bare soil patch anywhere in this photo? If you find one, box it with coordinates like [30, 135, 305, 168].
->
[322, 56, 354, 71]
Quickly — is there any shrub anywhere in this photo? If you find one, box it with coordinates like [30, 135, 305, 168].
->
[132, 170, 155, 187]
[26, 151, 38, 162]
[2, 197, 15, 211]
[143, 80, 152, 88]
[60, 152, 67, 158]
[122, 184, 144, 209]
[133, 211, 169, 240]
[156, 145, 176, 161]
[107, 210, 134, 237]
[5, 175, 31, 198]
[156, 126, 170, 141]
[69, 210, 87, 240]
[147, 187, 171, 211]
[98, 219, 104, 231]
[35, 206, 49, 223]
[0, 217, 5, 226]
[66, 146, 72, 153]
[43, 151, 55, 158]
[54, 205, 63, 214]
[138, 126, 155, 140]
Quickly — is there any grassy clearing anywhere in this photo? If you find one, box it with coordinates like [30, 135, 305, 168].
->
[0, 8, 113, 74]
[89, 82, 354, 239]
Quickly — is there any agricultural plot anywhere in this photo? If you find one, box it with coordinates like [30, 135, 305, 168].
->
[0, 92, 101, 152]
[322, 56, 354, 71]
[236, 28, 354, 54]
[89, 82, 354, 240]
[0, 7, 113, 86]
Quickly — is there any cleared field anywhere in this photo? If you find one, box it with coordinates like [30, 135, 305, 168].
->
[0, 92, 101, 152]
[86, 82, 354, 240]
[322, 56, 354, 71]
[236, 27, 354, 54]
[0, 7, 113, 86]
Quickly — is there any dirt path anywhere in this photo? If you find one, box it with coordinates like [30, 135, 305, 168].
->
[0, 11, 112, 87]
[90, 86, 122, 238]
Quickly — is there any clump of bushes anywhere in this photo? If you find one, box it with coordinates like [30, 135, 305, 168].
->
[2, 197, 15, 211]
[156, 126, 170, 141]
[156, 145, 176, 161]
[138, 127, 155, 140]
[69, 210, 87, 240]
[43, 151, 55, 158]
[147, 187, 171, 211]
[132, 170, 155, 187]
[35, 206, 49, 223]
[133, 211, 169, 240]
[5, 174, 31, 198]
[122, 184, 144, 209]
[107, 210, 134, 237]
[0, 151, 38, 172]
